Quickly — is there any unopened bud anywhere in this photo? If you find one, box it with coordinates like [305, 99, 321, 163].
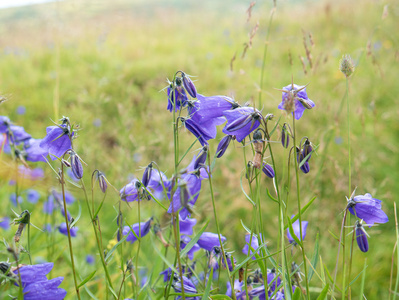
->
[194, 146, 208, 169]
[142, 162, 153, 188]
[262, 163, 275, 178]
[339, 54, 355, 77]
[355, 221, 369, 252]
[281, 124, 289, 148]
[182, 73, 197, 98]
[70, 152, 83, 179]
[216, 135, 233, 158]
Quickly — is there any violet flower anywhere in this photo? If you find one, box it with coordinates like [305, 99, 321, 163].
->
[195, 94, 239, 120]
[216, 135, 233, 158]
[286, 215, 308, 245]
[226, 279, 244, 299]
[179, 218, 197, 236]
[58, 223, 78, 237]
[347, 193, 388, 226]
[180, 117, 215, 146]
[167, 79, 188, 112]
[223, 107, 262, 142]
[172, 276, 199, 299]
[278, 84, 315, 120]
[181, 235, 201, 260]
[15, 262, 67, 300]
[197, 232, 226, 251]
[122, 218, 152, 244]
[86, 255, 95, 265]
[182, 73, 197, 98]
[242, 233, 262, 260]
[24, 138, 48, 162]
[0, 217, 10, 230]
[355, 220, 369, 252]
[262, 163, 275, 178]
[10, 193, 23, 207]
[40, 123, 73, 160]
[26, 189, 40, 204]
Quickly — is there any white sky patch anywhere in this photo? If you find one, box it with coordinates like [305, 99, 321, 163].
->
[0, 0, 61, 9]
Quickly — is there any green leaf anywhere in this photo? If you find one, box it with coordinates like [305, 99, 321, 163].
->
[201, 266, 213, 300]
[240, 175, 255, 206]
[308, 233, 319, 283]
[105, 235, 127, 262]
[266, 188, 278, 203]
[316, 283, 329, 300]
[78, 270, 96, 288]
[286, 216, 303, 248]
[359, 259, 367, 299]
[181, 220, 209, 258]
[292, 286, 302, 300]
[283, 196, 316, 230]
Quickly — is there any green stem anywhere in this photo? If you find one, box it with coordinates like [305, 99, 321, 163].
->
[27, 222, 32, 264]
[136, 200, 141, 299]
[346, 77, 351, 198]
[292, 117, 310, 299]
[60, 164, 81, 300]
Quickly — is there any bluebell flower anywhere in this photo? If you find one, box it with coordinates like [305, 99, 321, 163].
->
[296, 147, 310, 174]
[0, 116, 11, 133]
[0, 217, 10, 230]
[10, 193, 23, 206]
[122, 218, 152, 244]
[17, 166, 44, 181]
[160, 268, 172, 282]
[24, 138, 48, 162]
[355, 220, 369, 252]
[70, 151, 83, 179]
[195, 94, 239, 120]
[223, 107, 262, 142]
[347, 193, 388, 226]
[86, 254, 95, 264]
[40, 122, 73, 160]
[226, 279, 244, 299]
[180, 117, 215, 146]
[242, 233, 262, 260]
[16, 106, 26, 115]
[197, 232, 226, 251]
[172, 276, 199, 300]
[67, 169, 79, 182]
[7, 125, 31, 145]
[26, 189, 40, 204]
[216, 135, 234, 158]
[167, 78, 188, 112]
[58, 223, 78, 237]
[180, 235, 201, 260]
[179, 218, 197, 236]
[287, 215, 308, 244]
[278, 84, 315, 120]
[15, 262, 66, 299]
[182, 73, 197, 98]
[167, 173, 202, 220]
[262, 163, 275, 178]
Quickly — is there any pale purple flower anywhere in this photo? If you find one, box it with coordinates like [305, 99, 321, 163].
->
[347, 193, 389, 226]
[180, 218, 197, 236]
[86, 255, 95, 264]
[0, 217, 10, 230]
[197, 232, 226, 251]
[16, 106, 26, 115]
[223, 107, 262, 142]
[122, 218, 152, 244]
[58, 222, 78, 237]
[278, 84, 315, 120]
[10, 193, 23, 206]
[242, 233, 262, 260]
[286, 215, 308, 244]
[181, 235, 201, 260]
[24, 138, 48, 162]
[40, 124, 72, 160]
[167, 81, 188, 112]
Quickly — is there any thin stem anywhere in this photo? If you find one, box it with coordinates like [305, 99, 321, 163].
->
[136, 200, 141, 299]
[346, 77, 351, 198]
[207, 150, 236, 300]
[60, 164, 81, 300]
[348, 225, 356, 299]
[292, 117, 310, 299]
[27, 222, 32, 265]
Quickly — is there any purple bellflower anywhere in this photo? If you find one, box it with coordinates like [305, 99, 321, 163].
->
[195, 94, 240, 120]
[181, 235, 201, 260]
[287, 215, 308, 245]
[122, 218, 152, 244]
[180, 117, 215, 146]
[58, 223, 78, 237]
[262, 163, 275, 178]
[216, 135, 234, 158]
[26, 189, 40, 204]
[16, 106, 26, 115]
[179, 218, 197, 236]
[24, 138, 48, 162]
[182, 73, 197, 98]
[7, 125, 31, 145]
[40, 119, 73, 160]
[167, 173, 202, 220]
[0, 116, 11, 133]
[0, 217, 10, 230]
[242, 233, 262, 260]
[15, 262, 67, 300]
[226, 279, 244, 299]
[197, 232, 226, 251]
[167, 78, 188, 112]
[296, 147, 310, 174]
[278, 83, 315, 120]
[347, 193, 388, 226]
[86, 254, 95, 264]
[173, 276, 199, 300]
[355, 220, 369, 252]
[223, 107, 262, 142]
[10, 193, 23, 207]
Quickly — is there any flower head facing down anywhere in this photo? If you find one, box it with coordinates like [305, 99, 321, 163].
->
[278, 84, 315, 120]
[347, 193, 388, 226]
[58, 222, 78, 237]
[355, 220, 369, 252]
[286, 215, 308, 245]
[167, 78, 188, 112]
[197, 232, 226, 251]
[223, 107, 262, 142]
[242, 233, 263, 260]
[122, 218, 152, 244]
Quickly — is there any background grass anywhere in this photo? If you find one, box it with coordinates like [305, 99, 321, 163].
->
[0, 0, 398, 298]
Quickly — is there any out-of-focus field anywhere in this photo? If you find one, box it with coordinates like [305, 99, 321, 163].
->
[0, 0, 398, 298]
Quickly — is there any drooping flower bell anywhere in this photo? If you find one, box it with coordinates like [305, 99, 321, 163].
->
[197, 232, 226, 251]
[302, 138, 313, 162]
[167, 77, 188, 112]
[40, 117, 74, 160]
[278, 83, 315, 120]
[70, 151, 83, 179]
[216, 135, 234, 158]
[346, 192, 388, 226]
[286, 215, 308, 245]
[58, 222, 78, 237]
[193, 146, 208, 170]
[281, 123, 290, 148]
[122, 218, 152, 244]
[223, 107, 262, 142]
[355, 220, 369, 252]
[296, 146, 310, 174]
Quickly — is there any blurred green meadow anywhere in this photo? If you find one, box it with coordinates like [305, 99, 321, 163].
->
[0, 0, 398, 298]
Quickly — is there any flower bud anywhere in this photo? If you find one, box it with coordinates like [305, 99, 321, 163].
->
[262, 163, 275, 178]
[194, 146, 208, 170]
[355, 221, 369, 252]
[302, 139, 312, 162]
[182, 73, 197, 98]
[339, 54, 355, 77]
[246, 161, 254, 180]
[70, 152, 83, 179]
[142, 162, 153, 188]
[296, 147, 310, 174]
[216, 135, 233, 158]
[281, 124, 289, 148]
[97, 171, 108, 193]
